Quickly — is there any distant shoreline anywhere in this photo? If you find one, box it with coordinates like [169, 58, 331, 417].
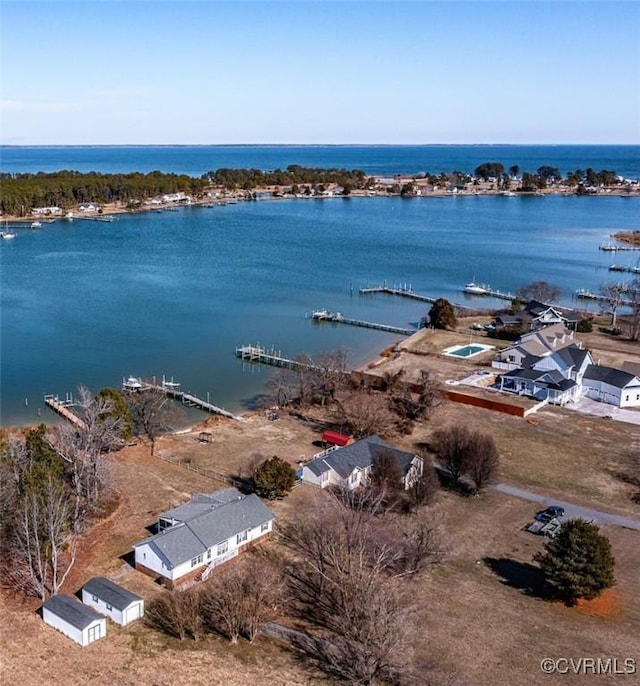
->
[4, 180, 639, 224]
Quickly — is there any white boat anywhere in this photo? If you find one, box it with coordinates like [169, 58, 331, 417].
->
[1, 232, 16, 239]
[463, 282, 490, 295]
[30, 221, 42, 228]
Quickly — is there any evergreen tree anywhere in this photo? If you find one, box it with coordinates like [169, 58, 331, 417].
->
[253, 456, 297, 499]
[535, 519, 615, 604]
[428, 298, 457, 330]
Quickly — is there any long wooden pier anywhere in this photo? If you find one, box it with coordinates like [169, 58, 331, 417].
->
[359, 282, 475, 312]
[311, 309, 414, 335]
[124, 377, 242, 421]
[574, 289, 634, 307]
[359, 284, 435, 304]
[461, 287, 516, 301]
[44, 394, 88, 430]
[235, 345, 318, 371]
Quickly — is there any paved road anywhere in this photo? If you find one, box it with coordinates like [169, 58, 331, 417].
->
[491, 483, 640, 532]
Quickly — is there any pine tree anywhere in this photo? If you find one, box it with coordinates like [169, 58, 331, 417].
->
[253, 456, 297, 499]
[535, 519, 615, 604]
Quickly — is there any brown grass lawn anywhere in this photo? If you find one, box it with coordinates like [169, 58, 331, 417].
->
[2, 319, 639, 685]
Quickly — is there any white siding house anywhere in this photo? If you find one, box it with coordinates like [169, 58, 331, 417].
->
[134, 488, 274, 589]
[82, 577, 144, 626]
[582, 365, 640, 408]
[302, 435, 423, 491]
[42, 595, 107, 647]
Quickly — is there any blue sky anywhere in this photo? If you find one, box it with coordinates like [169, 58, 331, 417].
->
[1, 1, 639, 145]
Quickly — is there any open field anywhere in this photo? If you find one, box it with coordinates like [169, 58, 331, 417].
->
[2, 317, 639, 685]
[2, 448, 638, 686]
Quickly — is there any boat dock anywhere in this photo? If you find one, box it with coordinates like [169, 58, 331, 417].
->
[123, 376, 242, 421]
[461, 286, 516, 301]
[359, 284, 435, 304]
[574, 288, 634, 307]
[599, 244, 640, 252]
[77, 215, 116, 222]
[609, 264, 640, 274]
[44, 394, 88, 430]
[311, 309, 414, 336]
[235, 345, 317, 371]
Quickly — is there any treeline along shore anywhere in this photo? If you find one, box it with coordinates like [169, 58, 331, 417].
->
[1, 161, 638, 218]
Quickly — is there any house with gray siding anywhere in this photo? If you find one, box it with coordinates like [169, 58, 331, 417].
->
[301, 435, 423, 491]
[134, 488, 274, 589]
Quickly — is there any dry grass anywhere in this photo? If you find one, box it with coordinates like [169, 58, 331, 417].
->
[2, 320, 639, 685]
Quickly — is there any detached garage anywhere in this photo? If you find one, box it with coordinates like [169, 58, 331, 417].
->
[82, 577, 144, 626]
[42, 594, 106, 646]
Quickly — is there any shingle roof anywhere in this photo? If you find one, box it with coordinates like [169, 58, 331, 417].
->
[584, 365, 640, 389]
[43, 594, 104, 630]
[159, 487, 243, 523]
[306, 436, 416, 479]
[135, 490, 274, 568]
[83, 577, 142, 611]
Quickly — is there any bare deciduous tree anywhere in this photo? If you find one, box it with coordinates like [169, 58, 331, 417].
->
[516, 280, 561, 304]
[127, 388, 182, 455]
[202, 556, 282, 643]
[336, 390, 397, 438]
[408, 458, 440, 507]
[598, 282, 627, 327]
[146, 587, 204, 641]
[10, 476, 76, 600]
[279, 494, 445, 684]
[432, 425, 500, 493]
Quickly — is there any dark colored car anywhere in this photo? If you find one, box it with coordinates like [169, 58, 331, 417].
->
[535, 506, 565, 522]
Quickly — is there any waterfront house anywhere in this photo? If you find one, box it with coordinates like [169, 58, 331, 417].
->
[494, 301, 580, 333]
[582, 365, 640, 408]
[493, 324, 583, 371]
[78, 203, 99, 212]
[42, 594, 107, 646]
[133, 488, 274, 589]
[301, 435, 423, 491]
[82, 577, 144, 626]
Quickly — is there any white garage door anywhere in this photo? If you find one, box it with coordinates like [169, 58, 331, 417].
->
[125, 603, 142, 623]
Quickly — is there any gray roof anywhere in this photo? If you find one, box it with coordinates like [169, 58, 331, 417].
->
[584, 365, 640, 389]
[501, 368, 577, 391]
[159, 487, 244, 523]
[135, 490, 274, 569]
[43, 594, 104, 630]
[306, 435, 416, 479]
[83, 577, 142, 611]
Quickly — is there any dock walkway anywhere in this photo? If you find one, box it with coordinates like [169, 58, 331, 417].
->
[359, 283, 475, 312]
[123, 376, 242, 421]
[44, 395, 88, 430]
[311, 310, 414, 336]
[235, 345, 318, 371]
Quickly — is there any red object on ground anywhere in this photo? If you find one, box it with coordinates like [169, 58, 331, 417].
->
[321, 430, 351, 446]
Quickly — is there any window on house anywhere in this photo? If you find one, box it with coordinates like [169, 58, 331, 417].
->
[106, 603, 113, 611]
[508, 354, 515, 362]
[217, 541, 228, 556]
[207, 548, 212, 559]
[92, 595, 98, 603]
[191, 554, 203, 567]
[261, 521, 270, 532]
[237, 530, 248, 545]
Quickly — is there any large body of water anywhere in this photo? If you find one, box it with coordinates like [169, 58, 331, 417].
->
[1, 146, 639, 426]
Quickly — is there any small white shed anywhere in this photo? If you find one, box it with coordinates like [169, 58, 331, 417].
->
[82, 577, 144, 626]
[42, 594, 107, 646]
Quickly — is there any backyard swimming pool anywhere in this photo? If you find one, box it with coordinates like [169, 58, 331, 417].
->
[443, 343, 494, 359]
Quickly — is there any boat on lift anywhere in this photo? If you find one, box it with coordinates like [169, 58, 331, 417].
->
[462, 281, 490, 295]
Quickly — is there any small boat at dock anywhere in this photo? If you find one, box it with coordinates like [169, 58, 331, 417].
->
[30, 221, 42, 228]
[462, 282, 490, 295]
[1, 232, 16, 239]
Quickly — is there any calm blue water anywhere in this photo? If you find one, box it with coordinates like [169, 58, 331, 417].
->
[2, 145, 640, 179]
[2, 189, 638, 426]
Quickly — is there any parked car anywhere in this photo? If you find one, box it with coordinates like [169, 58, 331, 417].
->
[535, 506, 565, 522]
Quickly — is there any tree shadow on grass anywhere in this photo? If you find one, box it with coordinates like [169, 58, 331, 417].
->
[483, 557, 548, 599]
